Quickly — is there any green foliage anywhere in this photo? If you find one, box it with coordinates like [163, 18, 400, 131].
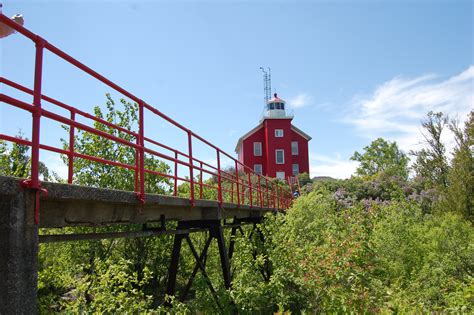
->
[411, 111, 450, 188]
[61, 94, 171, 193]
[351, 137, 409, 179]
[39, 95, 176, 313]
[297, 172, 311, 187]
[56, 257, 152, 313]
[438, 111, 474, 222]
[35, 104, 473, 314]
[0, 132, 57, 181]
[230, 190, 473, 313]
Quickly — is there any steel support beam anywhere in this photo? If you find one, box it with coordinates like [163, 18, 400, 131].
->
[39, 227, 206, 243]
[228, 223, 238, 261]
[250, 222, 271, 282]
[180, 234, 213, 301]
[184, 235, 221, 310]
[165, 224, 186, 299]
[210, 221, 232, 290]
[164, 219, 241, 310]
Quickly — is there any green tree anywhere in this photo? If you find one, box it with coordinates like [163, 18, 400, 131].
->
[438, 111, 474, 222]
[61, 94, 171, 193]
[411, 111, 449, 188]
[351, 138, 409, 179]
[231, 187, 474, 313]
[39, 95, 176, 313]
[0, 132, 56, 181]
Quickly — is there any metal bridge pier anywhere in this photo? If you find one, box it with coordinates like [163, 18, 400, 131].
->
[165, 223, 185, 299]
[164, 217, 270, 311]
[165, 219, 234, 306]
[210, 220, 232, 289]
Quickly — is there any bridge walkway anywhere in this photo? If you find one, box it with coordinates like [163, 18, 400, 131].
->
[0, 14, 291, 313]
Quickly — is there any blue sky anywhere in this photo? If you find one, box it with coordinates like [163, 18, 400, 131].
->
[1, 0, 473, 179]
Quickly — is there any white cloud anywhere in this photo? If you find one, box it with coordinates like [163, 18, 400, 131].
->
[309, 153, 358, 179]
[288, 93, 312, 108]
[344, 66, 474, 154]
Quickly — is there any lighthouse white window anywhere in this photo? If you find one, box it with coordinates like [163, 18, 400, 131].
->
[292, 164, 299, 176]
[254, 164, 262, 174]
[275, 129, 284, 137]
[253, 142, 262, 156]
[275, 149, 285, 164]
[291, 141, 299, 155]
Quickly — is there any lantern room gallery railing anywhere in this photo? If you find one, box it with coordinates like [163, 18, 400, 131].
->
[0, 14, 292, 224]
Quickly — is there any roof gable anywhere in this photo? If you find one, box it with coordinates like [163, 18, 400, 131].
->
[291, 125, 312, 141]
[235, 123, 263, 153]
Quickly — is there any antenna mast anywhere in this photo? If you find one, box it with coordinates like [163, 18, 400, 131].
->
[259, 67, 271, 105]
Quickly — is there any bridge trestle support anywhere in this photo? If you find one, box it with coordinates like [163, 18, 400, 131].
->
[164, 217, 268, 310]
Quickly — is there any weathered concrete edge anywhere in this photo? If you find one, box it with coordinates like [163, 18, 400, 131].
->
[0, 176, 277, 228]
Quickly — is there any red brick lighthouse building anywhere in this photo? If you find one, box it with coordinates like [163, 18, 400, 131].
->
[235, 93, 311, 180]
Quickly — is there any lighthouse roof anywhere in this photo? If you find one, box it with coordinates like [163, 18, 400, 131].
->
[267, 93, 286, 104]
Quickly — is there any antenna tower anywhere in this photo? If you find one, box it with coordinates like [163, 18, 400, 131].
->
[259, 67, 271, 105]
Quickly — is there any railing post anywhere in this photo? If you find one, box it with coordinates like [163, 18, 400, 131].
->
[272, 183, 276, 209]
[174, 152, 178, 196]
[287, 176, 293, 198]
[67, 109, 75, 184]
[280, 186, 283, 209]
[187, 131, 195, 205]
[216, 150, 222, 205]
[135, 133, 139, 193]
[199, 161, 203, 199]
[137, 101, 145, 202]
[266, 178, 269, 208]
[276, 185, 279, 210]
[258, 175, 263, 207]
[30, 37, 45, 190]
[234, 161, 240, 207]
[248, 172, 252, 208]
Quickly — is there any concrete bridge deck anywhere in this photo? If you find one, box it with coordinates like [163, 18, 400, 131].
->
[0, 176, 275, 228]
[0, 175, 277, 314]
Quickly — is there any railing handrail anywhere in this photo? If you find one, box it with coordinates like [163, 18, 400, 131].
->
[0, 13, 292, 225]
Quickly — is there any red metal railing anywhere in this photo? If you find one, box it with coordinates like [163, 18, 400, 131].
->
[0, 14, 292, 224]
